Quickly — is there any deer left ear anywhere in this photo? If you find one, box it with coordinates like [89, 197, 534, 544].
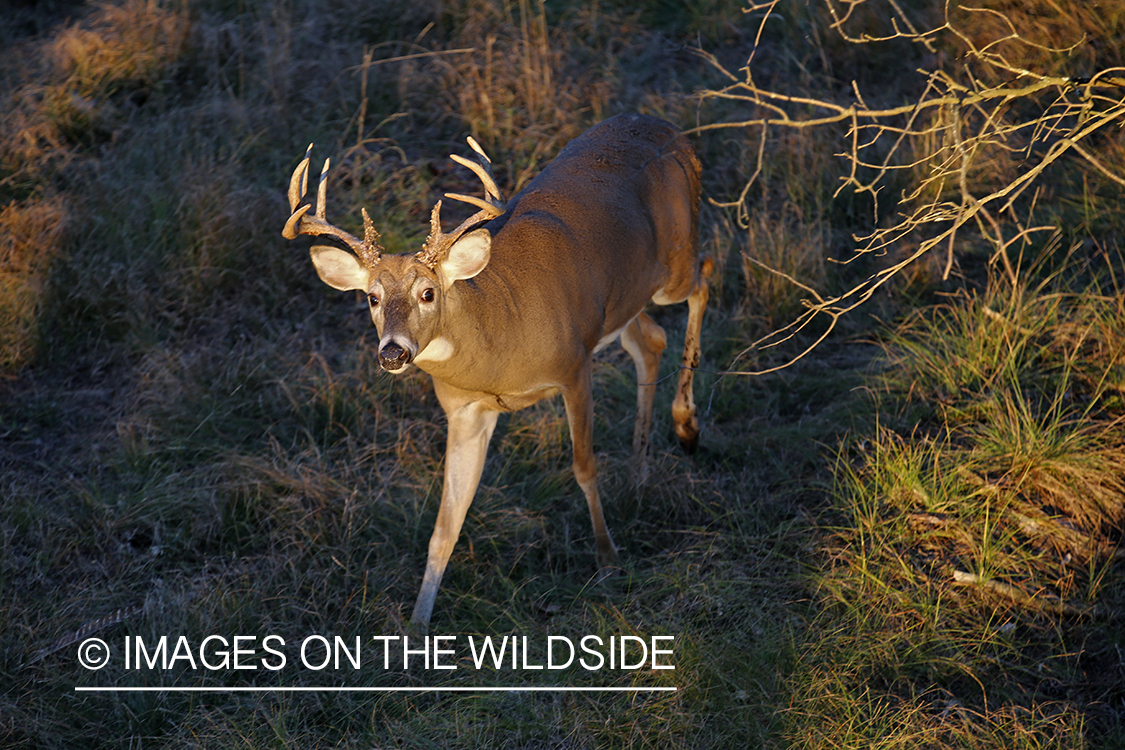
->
[440, 228, 491, 285]
[310, 245, 369, 291]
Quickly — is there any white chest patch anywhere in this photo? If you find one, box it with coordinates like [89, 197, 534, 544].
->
[414, 336, 456, 364]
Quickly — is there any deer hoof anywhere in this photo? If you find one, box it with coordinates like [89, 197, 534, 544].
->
[675, 420, 699, 455]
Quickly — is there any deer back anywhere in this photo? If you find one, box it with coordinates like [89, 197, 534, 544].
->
[420, 114, 702, 396]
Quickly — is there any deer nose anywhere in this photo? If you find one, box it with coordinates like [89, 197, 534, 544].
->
[379, 342, 412, 371]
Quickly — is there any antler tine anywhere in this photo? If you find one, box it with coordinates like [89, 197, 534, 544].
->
[282, 145, 383, 268]
[418, 138, 508, 269]
[444, 136, 506, 216]
[467, 136, 502, 202]
[287, 144, 313, 212]
[315, 157, 329, 220]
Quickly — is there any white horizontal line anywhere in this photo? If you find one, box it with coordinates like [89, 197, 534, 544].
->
[75, 686, 676, 693]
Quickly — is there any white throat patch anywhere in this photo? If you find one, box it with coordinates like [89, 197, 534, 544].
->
[414, 336, 455, 364]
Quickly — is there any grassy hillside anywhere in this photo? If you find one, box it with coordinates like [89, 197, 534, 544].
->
[2, 0, 1123, 747]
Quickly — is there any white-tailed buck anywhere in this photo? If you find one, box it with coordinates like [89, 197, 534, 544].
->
[283, 114, 712, 631]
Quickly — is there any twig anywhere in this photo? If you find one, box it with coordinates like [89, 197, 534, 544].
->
[25, 605, 143, 666]
[952, 570, 1088, 617]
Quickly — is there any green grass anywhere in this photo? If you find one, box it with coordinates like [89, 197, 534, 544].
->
[781, 263, 1125, 748]
[2, 0, 1125, 747]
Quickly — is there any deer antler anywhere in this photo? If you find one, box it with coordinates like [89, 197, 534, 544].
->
[445, 137, 505, 215]
[417, 137, 507, 268]
[283, 144, 383, 268]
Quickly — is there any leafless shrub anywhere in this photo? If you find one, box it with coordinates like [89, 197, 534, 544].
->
[695, 0, 1125, 374]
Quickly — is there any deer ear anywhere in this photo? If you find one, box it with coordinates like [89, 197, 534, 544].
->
[440, 228, 491, 285]
[310, 245, 368, 291]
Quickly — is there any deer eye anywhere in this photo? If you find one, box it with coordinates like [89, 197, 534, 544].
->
[419, 288, 435, 304]
[367, 293, 379, 307]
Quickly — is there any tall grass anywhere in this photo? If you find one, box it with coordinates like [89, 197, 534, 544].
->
[0, 199, 67, 371]
[784, 265, 1125, 747]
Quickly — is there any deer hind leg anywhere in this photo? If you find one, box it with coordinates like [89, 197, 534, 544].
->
[562, 362, 619, 572]
[620, 313, 667, 485]
[672, 256, 714, 454]
[410, 390, 499, 633]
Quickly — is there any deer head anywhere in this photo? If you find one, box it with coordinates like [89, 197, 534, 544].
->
[283, 139, 506, 371]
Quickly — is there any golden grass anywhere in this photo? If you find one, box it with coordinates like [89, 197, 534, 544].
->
[741, 205, 828, 326]
[405, 0, 626, 190]
[50, 0, 189, 98]
[0, 198, 67, 372]
[948, 0, 1125, 81]
[37, 0, 190, 144]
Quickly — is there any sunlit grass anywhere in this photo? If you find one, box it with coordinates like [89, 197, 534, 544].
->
[784, 266, 1125, 748]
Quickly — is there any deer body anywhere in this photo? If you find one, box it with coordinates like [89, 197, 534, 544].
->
[284, 114, 711, 631]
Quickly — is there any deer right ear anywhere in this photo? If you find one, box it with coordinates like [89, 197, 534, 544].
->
[439, 228, 491, 286]
[310, 245, 368, 291]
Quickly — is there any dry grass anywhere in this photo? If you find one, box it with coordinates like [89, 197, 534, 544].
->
[741, 204, 828, 326]
[446, 0, 608, 187]
[50, 0, 189, 98]
[947, 0, 1125, 82]
[0, 199, 67, 371]
[781, 263, 1125, 747]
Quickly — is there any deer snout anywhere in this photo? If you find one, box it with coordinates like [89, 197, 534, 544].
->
[378, 341, 413, 371]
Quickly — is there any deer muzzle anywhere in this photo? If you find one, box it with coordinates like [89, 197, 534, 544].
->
[378, 341, 413, 371]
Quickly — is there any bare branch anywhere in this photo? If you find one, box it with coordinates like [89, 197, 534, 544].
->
[700, 0, 1125, 376]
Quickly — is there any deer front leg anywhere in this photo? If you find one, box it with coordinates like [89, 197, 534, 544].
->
[410, 389, 499, 632]
[672, 256, 713, 454]
[561, 363, 619, 571]
[620, 313, 667, 485]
